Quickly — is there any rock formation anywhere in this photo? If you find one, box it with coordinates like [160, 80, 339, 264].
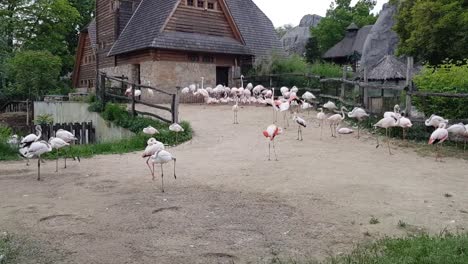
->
[281, 14, 322, 56]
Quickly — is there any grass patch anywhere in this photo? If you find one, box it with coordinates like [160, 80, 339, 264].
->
[398, 220, 407, 228]
[0, 232, 17, 263]
[268, 233, 468, 264]
[369, 216, 380, 225]
[0, 103, 193, 161]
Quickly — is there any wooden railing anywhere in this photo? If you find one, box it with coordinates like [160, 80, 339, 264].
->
[0, 100, 33, 125]
[98, 73, 180, 124]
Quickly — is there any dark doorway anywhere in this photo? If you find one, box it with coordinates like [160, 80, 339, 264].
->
[216, 67, 229, 86]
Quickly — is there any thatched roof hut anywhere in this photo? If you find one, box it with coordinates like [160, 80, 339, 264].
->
[367, 55, 406, 81]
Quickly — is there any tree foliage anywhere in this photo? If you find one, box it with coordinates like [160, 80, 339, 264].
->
[413, 60, 468, 119]
[5, 50, 62, 100]
[304, 37, 321, 63]
[394, 0, 468, 65]
[311, 0, 378, 54]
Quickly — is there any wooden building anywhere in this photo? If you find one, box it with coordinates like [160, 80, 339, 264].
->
[72, 0, 283, 93]
[322, 23, 373, 70]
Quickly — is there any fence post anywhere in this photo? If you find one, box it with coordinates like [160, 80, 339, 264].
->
[172, 86, 181, 123]
[340, 66, 347, 99]
[405, 56, 414, 117]
[363, 67, 369, 109]
[99, 73, 106, 104]
[131, 83, 136, 117]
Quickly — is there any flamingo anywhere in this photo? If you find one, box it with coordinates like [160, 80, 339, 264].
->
[142, 138, 165, 178]
[302, 91, 316, 102]
[293, 113, 307, 141]
[323, 101, 337, 112]
[150, 150, 177, 192]
[398, 115, 413, 142]
[20, 125, 42, 166]
[169, 123, 184, 144]
[181, 87, 190, 94]
[301, 102, 313, 115]
[240, 75, 244, 89]
[347, 107, 369, 138]
[253, 85, 264, 95]
[337, 126, 354, 134]
[232, 99, 239, 124]
[56, 129, 79, 168]
[429, 122, 449, 161]
[143, 126, 159, 135]
[22, 140, 52, 180]
[447, 123, 467, 150]
[189, 84, 196, 93]
[374, 116, 401, 155]
[384, 105, 401, 119]
[7, 135, 20, 149]
[280, 87, 289, 96]
[263, 124, 283, 161]
[316, 108, 326, 139]
[290, 86, 299, 93]
[48, 137, 69, 172]
[425, 114, 448, 128]
[327, 106, 348, 137]
[246, 83, 253, 90]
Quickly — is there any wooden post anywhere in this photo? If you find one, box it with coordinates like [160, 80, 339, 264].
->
[340, 66, 347, 99]
[405, 56, 414, 117]
[26, 99, 30, 126]
[172, 86, 181, 123]
[99, 73, 106, 104]
[131, 82, 136, 117]
[363, 67, 369, 109]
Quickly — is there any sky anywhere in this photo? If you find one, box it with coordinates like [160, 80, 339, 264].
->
[252, 0, 387, 27]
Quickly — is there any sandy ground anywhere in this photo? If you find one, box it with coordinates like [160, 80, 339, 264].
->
[1, 104, 468, 264]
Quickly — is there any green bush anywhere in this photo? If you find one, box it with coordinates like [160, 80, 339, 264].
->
[33, 114, 54, 125]
[413, 60, 468, 119]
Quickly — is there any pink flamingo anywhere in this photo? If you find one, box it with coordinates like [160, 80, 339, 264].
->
[263, 124, 283, 161]
[428, 122, 449, 161]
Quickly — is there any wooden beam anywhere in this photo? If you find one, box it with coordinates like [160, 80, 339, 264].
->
[102, 74, 175, 96]
[134, 99, 173, 112]
[135, 110, 172, 124]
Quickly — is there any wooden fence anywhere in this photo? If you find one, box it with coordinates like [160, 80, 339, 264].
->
[98, 73, 180, 124]
[30, 122, 96, 145]
[0, 100, 34, 125]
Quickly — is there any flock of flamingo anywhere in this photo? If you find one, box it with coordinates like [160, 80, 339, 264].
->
[5, 79, 468, 191]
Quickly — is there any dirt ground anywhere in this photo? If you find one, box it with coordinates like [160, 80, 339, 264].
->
[1, 104, 468, 264]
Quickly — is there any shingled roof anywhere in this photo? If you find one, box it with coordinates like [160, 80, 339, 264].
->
[108, 0, 283, 59]
[81, 18, 97, 50]
[323, 24, 373, 59]
[367, 55, 407, 81]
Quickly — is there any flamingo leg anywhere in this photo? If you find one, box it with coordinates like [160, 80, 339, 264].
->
[37, 157, 41, 181]
[268, 141, 271, 161]
[272, 140, 278, 161]
[160, 164, 164, 193]
[464, 139, 466, 153]
[146, 157, 154, 178]
[297, 125, 300, 140]
[152, 164, 155, 181]
[56, 148, 59, 173]
[300, 126, 303, 141]
[320, 121, 323, 140]
[387, 128, 392, 155]
[173, 158, 177, 179]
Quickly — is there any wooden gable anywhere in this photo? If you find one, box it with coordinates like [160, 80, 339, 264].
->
[163, 0, 243, 43]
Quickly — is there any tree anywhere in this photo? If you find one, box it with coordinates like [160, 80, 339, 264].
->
[304, 37, 321, 63]
[5, 50, 62, 100]
[275, 24, 294, 39]
[394, 0, 468, 64]
[311, 0, 378, 54]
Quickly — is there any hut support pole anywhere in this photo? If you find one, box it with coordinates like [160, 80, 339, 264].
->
[340, 66, 347, 99]
[405, 57, 414, 117]
[363, 67, 369, 108]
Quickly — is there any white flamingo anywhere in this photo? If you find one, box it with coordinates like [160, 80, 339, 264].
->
[398, 115, 413, 142]
[425, 114, 448, 128]
[302, 91, 316, 102]
[56, 129, 79, 168]
[316, 108, 326, 139]
[142, 138, 165, 177]
[428, 122, 449, 161]
[20, 125, 42, 166]
[232, 99, 239, 124]
[323, 101, 337, 112]
[263, 124, 283, 161]
[447, 123, 467, 151]
[22, 140, 52, 180]
[347, 107, 369, 138]
[7, 135, 20, 149]
[293, 113, 307, 141]
[374, 116, 401, 155]
[150, 150, 177, 192]
[143, 126, 159, 135]
[384, 105, 401, 119]
[337, 126, 354, 134]
[327, 106, 348, 137]
[48, 137, 69, 172]
[169, 123, 184, 144]
[301, 102, 313, 115]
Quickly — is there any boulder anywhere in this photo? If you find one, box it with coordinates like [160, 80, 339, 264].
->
[281, 14, 322, 56]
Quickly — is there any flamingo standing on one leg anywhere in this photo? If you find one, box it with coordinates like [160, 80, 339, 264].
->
[142, 138, 165, 178]
[169, 123, 184, 144]
[316, 108, 326, 139]
[384, 105, 401, 119]
[263, 124, 283, 161]
[293, 113, 307, 141]
[20, 125, 42, 166]
[429, 122, 449, 162]
[150, 150, 177, 192]
[398, 115, 413, 143]
[232, 99, 239, 124]
[373, 116, 401, 155]
[447, 123, 466, 150]
[347, 107, 369, 139]
[56, 129, 79, 168]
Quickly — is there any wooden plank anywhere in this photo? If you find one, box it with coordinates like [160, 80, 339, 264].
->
[105, 92, 131, 101]
[135, 111, 172, 124]
[134, 99, 172, 112]
[103, 74, 174, 95]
